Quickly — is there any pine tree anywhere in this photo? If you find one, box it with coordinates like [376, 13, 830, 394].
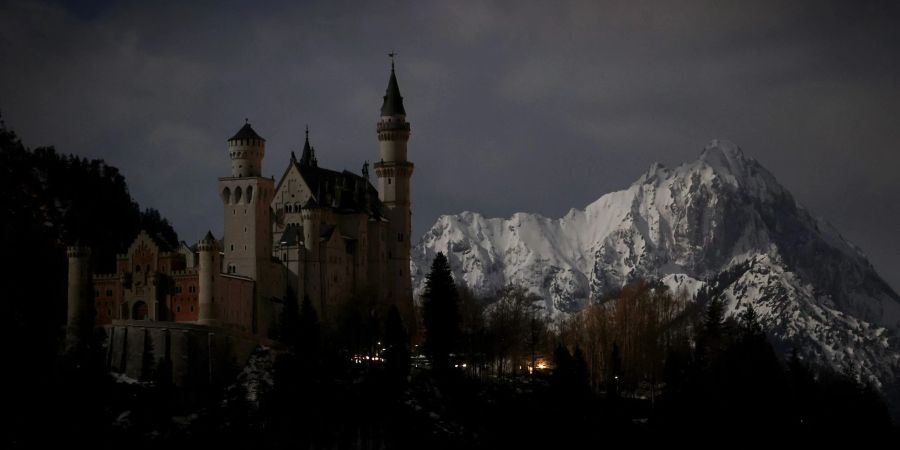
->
[696, 297, 726, 365]
[421, 252, 460, 371]
[551, 343, 573, 394]
[738, 303, 763, 340]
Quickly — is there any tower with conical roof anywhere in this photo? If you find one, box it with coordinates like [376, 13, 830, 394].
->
[374, 58, 415, 325]
[220, 121, 275, 282]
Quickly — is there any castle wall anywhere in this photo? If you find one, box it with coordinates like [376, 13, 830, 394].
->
[171, 271, 200, 321]
[217, 274, 256, 333]
[93, 276, 122, 325]
[107, 321, 262, 387]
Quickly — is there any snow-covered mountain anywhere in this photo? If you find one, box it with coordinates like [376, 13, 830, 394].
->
[411, 139, 900, 385]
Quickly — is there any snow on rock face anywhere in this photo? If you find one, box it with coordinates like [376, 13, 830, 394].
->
[412, 139, 900, 385]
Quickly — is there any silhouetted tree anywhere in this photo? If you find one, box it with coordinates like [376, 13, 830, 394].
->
[551, 344, 573, 395]
[421, 252, 460, 371]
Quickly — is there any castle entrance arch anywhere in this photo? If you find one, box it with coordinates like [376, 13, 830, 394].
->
[133, 301, 149, 320]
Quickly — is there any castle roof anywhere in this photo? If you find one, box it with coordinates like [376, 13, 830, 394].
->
[296, 163, 384, 218]
[380, 65, 406, 116]
[229, 122, 265, 142]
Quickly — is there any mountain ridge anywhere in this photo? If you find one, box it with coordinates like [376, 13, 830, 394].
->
[411, 139, 900, 385]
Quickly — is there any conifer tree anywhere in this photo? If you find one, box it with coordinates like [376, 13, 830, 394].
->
[572, 345, 590, 395]
[551, 343, 573, 393]
[421, 252, 460, 371]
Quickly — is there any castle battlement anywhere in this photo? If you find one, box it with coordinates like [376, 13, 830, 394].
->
[170, 268, 199, 277]
[93, 273, 120, 280]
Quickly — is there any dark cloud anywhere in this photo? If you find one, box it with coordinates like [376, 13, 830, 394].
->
[2, 0, 899, 291]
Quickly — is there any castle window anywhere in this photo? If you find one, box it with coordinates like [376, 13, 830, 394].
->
[177, 306, 181, 313]
[388, 178, 392, 185]
[398, 232, 403, 242]
[190, 305, 194, 312]
[230, 244, 235, 252]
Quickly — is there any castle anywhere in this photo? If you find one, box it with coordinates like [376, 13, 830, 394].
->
[65, 63, 415, 384]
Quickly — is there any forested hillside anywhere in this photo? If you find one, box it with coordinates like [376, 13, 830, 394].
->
[0, 114, 178, 444]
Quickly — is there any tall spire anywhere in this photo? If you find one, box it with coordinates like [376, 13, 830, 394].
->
[299, 125, 316, 167]
[381, 53, 406, 116]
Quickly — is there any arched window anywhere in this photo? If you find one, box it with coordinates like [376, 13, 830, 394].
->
[233, 186, 243, 204]
[221, 187, 231, 204]
[132, 301, 149, 320]
[245, 185, 254, 203]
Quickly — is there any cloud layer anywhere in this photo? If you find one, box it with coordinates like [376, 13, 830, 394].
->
[2, 0, 898, 291]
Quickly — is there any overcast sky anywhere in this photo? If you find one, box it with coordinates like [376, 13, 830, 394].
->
[2, 0, 898, 291]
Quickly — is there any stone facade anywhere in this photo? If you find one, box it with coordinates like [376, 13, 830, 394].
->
[65, 65, 416, 385]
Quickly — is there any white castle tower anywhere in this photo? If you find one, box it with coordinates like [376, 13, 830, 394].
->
[220, 121, 275, 280]
[373, 60, 415, 324]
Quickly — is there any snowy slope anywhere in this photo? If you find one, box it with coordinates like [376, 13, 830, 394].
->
[411, 139, 900, 384]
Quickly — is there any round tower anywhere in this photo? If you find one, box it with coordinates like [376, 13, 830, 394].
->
[66, 244, 92, 351]
[227, 121, 266, 178]
[373, 58, 415, 326]
[197, 231, 218, 326]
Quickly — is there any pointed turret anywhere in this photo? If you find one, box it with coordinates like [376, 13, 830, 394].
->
[228, 122, 265, 143]
[380, 62, 406, 117]
[299, 125, 317, 167]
